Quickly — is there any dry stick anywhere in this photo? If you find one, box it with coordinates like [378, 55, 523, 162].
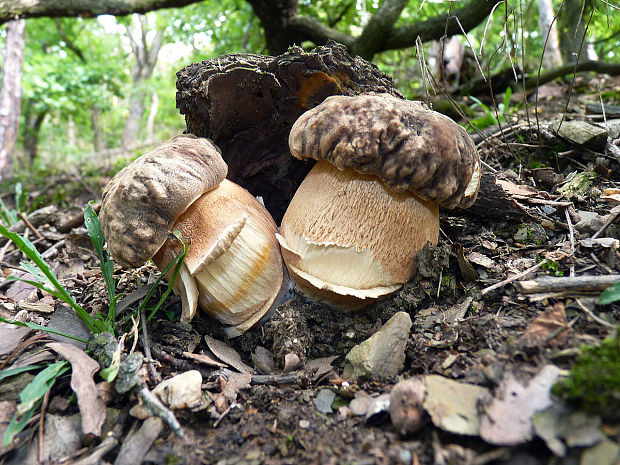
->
[591, 209, 620, 239]
[515, 275, 620, 293]
[17, 212, 44, 241]
[481, 259, 547, 295]
[575, 298, 617, 329]
[38, 389, 51, 463]
[140, 308, 162, 384]
[565, 208, 576, 277]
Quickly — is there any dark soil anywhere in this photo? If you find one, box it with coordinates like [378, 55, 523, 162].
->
[1, 75, 619, 465]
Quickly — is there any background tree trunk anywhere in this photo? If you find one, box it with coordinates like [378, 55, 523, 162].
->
[91, 105, 103, 152]
[0, 19, 26, 181]
[120, 15, 163, 148]
[559, 0, 591, 63]
[538, 0, 563, 68]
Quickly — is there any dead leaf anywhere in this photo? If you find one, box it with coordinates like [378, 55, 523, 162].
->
[456, 245, 479, 281]
[0, 322, 30, 357]
[283, 352, 301, 373]
[182, 351, 227, 368]
[204, 335, 253, 374]
[215, 372, 252, 412]
[423, 375, 488, 436]
[480, 365, 561, 445]
[601, 188, 620, 204]
[0, 401, 16, 454]
[114, 417, 164, 465]
[48, 342, 106, 437]
[496, 179, 541, 198]
[521, 302, 569, 349]
[305, 355, 338, 381]
[252, 346, 276, 374]
[466, 251, 498, 270]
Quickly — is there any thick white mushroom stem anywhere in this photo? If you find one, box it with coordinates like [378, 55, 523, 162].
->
[277, 160, 439, 308]
[153, 180, 285, 336]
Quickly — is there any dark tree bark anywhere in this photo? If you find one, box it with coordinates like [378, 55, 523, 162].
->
[176, 42, 401, 221]
[0, 0, 205, 25]
[0, 19, 26, 181]
[23, 106, 47, 162]
[1, 0, 504, 60]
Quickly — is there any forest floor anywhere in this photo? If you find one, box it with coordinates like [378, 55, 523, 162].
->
[0, 74, 619, 465]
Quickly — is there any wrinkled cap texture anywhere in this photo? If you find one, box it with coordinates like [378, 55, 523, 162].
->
[100, 134, 228, 268]
[289, 93, 481, 209]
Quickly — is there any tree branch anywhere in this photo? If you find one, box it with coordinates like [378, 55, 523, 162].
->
[352, 0, 410, 59]
[286, 15, 355, 50]
[53, 19, 86, 63]
[458, 59, 620, 96]
[0, 0, 205, 25]
[383, 0, 504, 50]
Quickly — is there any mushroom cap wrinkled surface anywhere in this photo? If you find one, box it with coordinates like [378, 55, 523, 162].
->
[100, 134, 227, 268]
[288, 93, 481, 209]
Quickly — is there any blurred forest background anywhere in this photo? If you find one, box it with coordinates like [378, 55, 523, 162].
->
[0, 0, 617, 199]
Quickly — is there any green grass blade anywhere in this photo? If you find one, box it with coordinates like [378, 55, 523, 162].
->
[0, 316, 89, 344]
[0, 365, 44, 382]
[3, 361, 69, 447]
[144, 236, 189, 322]
[84, 203, 116, 324]
[0, 224, 104, 334]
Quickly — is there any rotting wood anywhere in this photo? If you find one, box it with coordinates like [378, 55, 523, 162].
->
[176, 41, 400, 222]
[515, 275, 620, 294]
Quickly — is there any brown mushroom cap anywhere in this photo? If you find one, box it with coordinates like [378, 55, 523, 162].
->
[100, 134, 227, 268]
[288, 93, 480, 209]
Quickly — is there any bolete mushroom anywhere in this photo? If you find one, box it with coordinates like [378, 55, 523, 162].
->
[99, 134, 287, 337]
[277, 93, 481, 307]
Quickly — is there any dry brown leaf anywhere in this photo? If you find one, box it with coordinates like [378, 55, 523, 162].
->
[480, 365, 561, 446]
[496, 179, 540, 198]
[182, 351, 227, 368]
[204, 335, 253, 374]
[521, 302, 569, 349]
[601, 188, 620, 204]
[48, 342, 106, 437]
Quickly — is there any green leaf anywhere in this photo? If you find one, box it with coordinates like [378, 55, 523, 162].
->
[84, 202, 116, 324]
[0, 316, 88, 344]
[0, 224, 106, 334]
[3, 361, 69, 447]
[599, 281, 620, 305]
[0, 365, 44, 382]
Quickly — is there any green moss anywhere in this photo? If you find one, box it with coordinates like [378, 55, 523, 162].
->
[552, 329, 620, 417]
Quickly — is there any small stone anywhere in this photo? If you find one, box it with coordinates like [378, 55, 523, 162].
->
[299, 419, 310, 429]
[514, 223, 547, 244]
[549, 120, 608, 150]
[343, 311, 412, 380]
[313, 389, 336, 414]
[390, 378, 426, 435]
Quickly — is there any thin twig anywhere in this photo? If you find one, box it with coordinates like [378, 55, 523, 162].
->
[481, 260, 546, 295]
[17, 212, 44, 240]
[140, 308, 161, 384]
[38, 389, 52, 463]
[591, 209, 620, 239]
[575, 298, 617, 329]
[565, 208, 576, 277]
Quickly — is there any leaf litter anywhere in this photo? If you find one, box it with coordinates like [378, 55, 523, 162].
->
[0, 75, 619, 464]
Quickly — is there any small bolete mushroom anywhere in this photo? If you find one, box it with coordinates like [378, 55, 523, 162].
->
[277, 93, 481, 307]
[100, 134, 287, 336]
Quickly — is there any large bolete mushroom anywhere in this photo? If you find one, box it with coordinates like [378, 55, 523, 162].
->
[277, 93, 481, 307]
[100, 134, 287, 337]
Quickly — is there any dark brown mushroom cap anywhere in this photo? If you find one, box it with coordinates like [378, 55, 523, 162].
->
[288, 93, 481, 209]
[99, 134, 228, 268]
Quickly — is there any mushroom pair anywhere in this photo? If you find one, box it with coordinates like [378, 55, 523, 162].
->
[277, 93, 481, 307]
[99, 135, 287, 337]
